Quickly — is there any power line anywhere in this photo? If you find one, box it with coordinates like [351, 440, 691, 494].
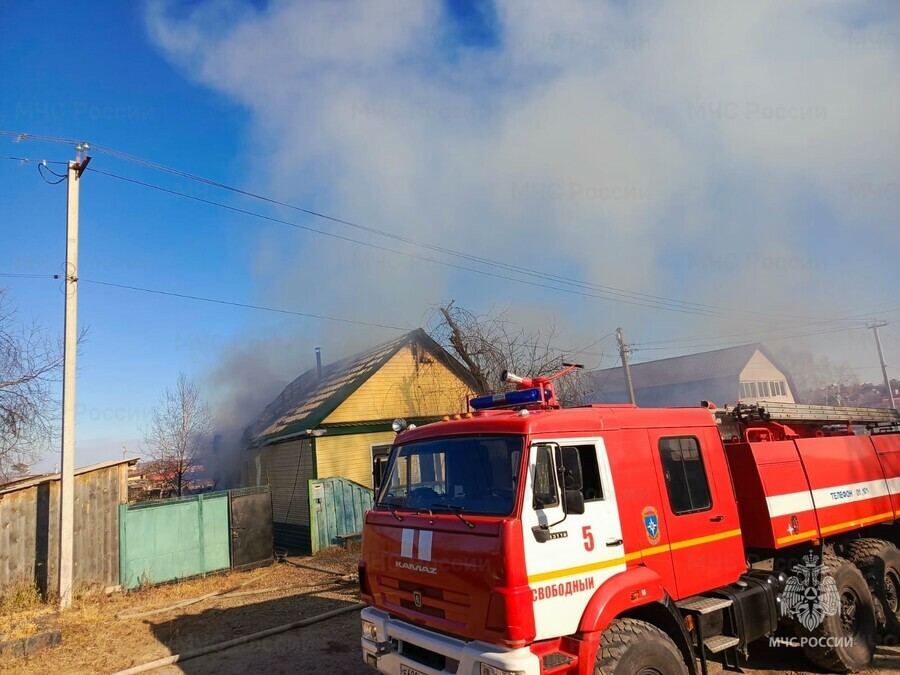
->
[0, 155, 71, 183]
[2, 270, 876, 367]
[81, 168, 846, 323]
[632, 303, 892, 349]
[632, 324, 866, 355]
[9, 133, 741, 314]
[8, 131, 893, 340]
[79, 278, 411, 332]
[86, 167, 749, 319]
[634, 322, 842, 348]
[594, 353, 623, 394]
[86, 166, 884, 334]
[565, 332, 616, 361]
[0, 155, 69, 165]
[0, 131, 85, 146]
[883, 325, 900, 342]
[38, 163, 68, 185]
[3, 130, 855, 326]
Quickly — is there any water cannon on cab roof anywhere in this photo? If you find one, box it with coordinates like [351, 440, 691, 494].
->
[469, 362, 584, 412]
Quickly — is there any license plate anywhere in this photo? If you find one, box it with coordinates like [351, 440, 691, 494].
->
[400, 665, 426, 675]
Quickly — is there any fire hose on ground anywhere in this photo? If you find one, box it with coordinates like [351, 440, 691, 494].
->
[111, 602, 367, 675]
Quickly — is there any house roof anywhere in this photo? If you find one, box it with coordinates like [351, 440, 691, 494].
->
[249, 328, 478, 445]
[588, 343, 770, 397]
[0, 458, 137, 496]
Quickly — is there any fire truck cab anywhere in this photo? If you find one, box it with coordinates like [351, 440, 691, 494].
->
[359, 374, 900, 675]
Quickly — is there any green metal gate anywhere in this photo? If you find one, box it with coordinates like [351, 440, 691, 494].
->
[119, 492, 231, 589]
[308, 477, 373, 553]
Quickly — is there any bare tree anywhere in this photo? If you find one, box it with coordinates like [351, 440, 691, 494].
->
[0, 289, 67, 484]
[142, 373, 213, 497]
[771, 346, 860, 404]
[430, 302, 592, 407]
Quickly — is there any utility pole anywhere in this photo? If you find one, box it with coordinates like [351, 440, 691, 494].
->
[59, 145, 90, 609]
[616, 327, 636, 405]
[869, 320, 897, 410]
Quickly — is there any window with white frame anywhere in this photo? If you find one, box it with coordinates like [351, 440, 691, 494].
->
[740, 379, 788, 399]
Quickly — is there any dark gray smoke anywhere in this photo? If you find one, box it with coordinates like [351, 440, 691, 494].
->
[199, 326, 401, 488]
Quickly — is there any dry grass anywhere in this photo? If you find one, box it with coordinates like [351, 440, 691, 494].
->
[0, 553, 361, 674]
[0, 583, 55, 641]
[0, 583, 43, 614]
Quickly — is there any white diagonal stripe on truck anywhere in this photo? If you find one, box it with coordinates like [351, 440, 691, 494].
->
[418, 531, 432, 562]
[401, 528, 414, 558]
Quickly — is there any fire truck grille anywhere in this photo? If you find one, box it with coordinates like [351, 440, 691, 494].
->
[400, 598, 444, 618]
[378, 577, 471, 626]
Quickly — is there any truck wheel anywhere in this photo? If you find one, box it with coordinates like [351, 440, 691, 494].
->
[594, 618, 689, 675]
[839, 537, 892, 561]
[794, 556, 876, 672]
[854, 546, 900, 640]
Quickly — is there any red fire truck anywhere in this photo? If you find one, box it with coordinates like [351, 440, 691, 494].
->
[359, 369, 900, 675]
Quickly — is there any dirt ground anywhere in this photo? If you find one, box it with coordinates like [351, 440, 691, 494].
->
[2, 547, 900, 674]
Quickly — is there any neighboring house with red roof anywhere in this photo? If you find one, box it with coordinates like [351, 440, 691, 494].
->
[587, 343, 797, 408]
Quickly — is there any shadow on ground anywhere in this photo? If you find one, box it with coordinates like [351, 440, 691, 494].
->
[144, 587, 369, 675]
[135, 584, 900, 675]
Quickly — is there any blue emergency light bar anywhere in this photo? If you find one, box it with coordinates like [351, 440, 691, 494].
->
[470, 387, 553, 410]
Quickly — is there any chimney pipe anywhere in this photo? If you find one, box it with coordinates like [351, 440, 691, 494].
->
[315, 347, 323, 382]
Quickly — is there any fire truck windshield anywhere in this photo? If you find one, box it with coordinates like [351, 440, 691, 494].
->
[376, 435, 524, 516]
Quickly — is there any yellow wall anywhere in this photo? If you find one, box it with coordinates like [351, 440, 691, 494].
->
[315, 431, 396, 488]
[324, 344, 473, 424]
[315, 343, 474, 488]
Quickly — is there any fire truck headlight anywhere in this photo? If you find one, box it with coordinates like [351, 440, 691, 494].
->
[361, 619, 378, 641]
[479, 664, 525, 675]
[392, 418, 408, 433]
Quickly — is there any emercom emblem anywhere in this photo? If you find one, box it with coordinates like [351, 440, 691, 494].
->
[641, 506, 661, 545]
[782, 552, 840, 631]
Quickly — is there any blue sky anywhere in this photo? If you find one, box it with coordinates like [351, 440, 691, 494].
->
[2, 0, 899, 471]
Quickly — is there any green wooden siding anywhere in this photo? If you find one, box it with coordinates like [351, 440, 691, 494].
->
[308, 477, 373, 553]
[119, 492, 230, 589]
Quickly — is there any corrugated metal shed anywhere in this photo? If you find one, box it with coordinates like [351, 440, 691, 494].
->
[586, 343, 798, 407]
[592, 344, 761, 392]
[260, 439, 313, 552]
[0, 458, 135, 595]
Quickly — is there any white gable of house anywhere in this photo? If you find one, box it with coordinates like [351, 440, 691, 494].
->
[738, 349, 794, 402]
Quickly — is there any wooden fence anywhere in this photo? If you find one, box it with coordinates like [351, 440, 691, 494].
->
[1, 465, 274, 595]
[0, 459, 133, 596]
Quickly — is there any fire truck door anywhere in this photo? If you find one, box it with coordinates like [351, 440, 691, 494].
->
[646, 429, 743, 598]
[522, 438, 626, 640]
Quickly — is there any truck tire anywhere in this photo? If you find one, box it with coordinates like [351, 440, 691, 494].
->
[839, 538, 892, 561]
[594, 618, 689, 675]
[854, 546, 900, 640]
[794, 555, 876, 672]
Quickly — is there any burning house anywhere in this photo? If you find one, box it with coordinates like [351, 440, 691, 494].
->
[241, 328, 478, 552]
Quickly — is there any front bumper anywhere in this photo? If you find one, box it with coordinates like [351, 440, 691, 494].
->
[360, 607, 540, 675]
